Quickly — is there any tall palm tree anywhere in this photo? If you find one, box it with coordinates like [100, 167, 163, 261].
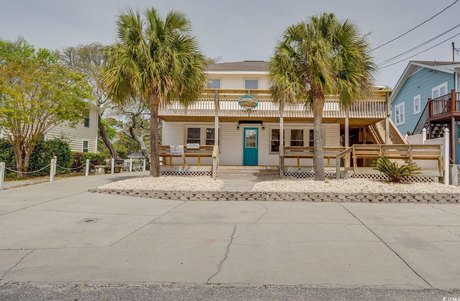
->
[270, 13, 375, 181]
[102, 8, 207, 177]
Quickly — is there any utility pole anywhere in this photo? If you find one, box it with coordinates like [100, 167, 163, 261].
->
[453, 42, 456, 63]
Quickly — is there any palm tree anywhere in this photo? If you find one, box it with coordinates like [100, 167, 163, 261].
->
[270, 13, 375, 181]
[102, 8, 207, 177]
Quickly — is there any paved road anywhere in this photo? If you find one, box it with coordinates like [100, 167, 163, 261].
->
[1, 173, 460, 300]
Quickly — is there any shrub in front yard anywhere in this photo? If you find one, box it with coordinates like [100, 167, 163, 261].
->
[29, 138, 72, 175]
[71, 151, 106, 171]
[373, 156, 420, 183]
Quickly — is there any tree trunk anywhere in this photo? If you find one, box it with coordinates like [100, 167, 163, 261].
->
[150, 96, 161, 177]
[12, 141, 24, 178]
[98, 113, 118, 159]
[127, 126, 150, 163]
[313, 96, 325, 181]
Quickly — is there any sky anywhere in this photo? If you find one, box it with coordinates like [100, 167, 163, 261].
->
[1, 0, 460, 88]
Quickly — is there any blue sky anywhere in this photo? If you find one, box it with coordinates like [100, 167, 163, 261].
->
[1, 0, 459, 87]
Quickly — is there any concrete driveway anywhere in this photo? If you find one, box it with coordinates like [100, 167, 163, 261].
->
[1, 173, 460, 299]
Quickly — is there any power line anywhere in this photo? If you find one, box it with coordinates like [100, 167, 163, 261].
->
[371, 0, 459, 51]
[377, 31, 460, 69]
[378, 23, 460, 65]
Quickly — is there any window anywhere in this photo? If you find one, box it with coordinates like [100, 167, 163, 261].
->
[186, 128, 201, 144]
[432, 82, 448, 99]
[395, 103, 405, 125]
[270, 129, 285, 153]
[84, 116, 90, 128]
[413, 95, 421, 114]
[82, 140, 89, 153]
[244, 79, 259, 90]
[308, 129, 314, 146]
[245, 129, 257, 148]
[207, 79, 221, 89]
[206, 128, 215, 145]
[290, 129, 304, 146]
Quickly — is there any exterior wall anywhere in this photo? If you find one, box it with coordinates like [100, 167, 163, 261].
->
[207, 73, 270, 90]
[162, 121, 340, 166]
[391, 68, 454, 135]
[45, 106, 99, 153]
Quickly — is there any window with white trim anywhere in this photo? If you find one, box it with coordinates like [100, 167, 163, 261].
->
[413, 95, 421, 114]
[186, 128, 201, 144]
[270, 129, 285, 153]
[207, 79, 220, 89]
[432, 82, 448, 99]
[244, 79, 259, 90]
[205, 128, 215, 145]
[290, 129, 304, 146]
[395, 103, 405, 125]
[82, 140, 89, 153]
[308, 129, 314, 146]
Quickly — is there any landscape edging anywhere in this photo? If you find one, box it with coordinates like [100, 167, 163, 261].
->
[88, 188, 460, 203]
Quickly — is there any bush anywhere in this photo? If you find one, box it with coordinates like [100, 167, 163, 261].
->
[0, 139, 16, 173]
[71, 151, 106, 171]
[29, 138, 72, 175]
[373, 156, 421, 183]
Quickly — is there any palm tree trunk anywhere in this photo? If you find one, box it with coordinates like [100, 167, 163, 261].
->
[313, 96, 325, 181]
[150, 96, 161, 177]
[98, 113, 118, 159]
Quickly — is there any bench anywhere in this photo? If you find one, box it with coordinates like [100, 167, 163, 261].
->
[283, 146, 346, 167]
[160, 145, 213, 166]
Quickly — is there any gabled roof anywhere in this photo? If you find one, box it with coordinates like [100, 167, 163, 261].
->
[390, 60, 460, 103]
[207, 60, 269, 73]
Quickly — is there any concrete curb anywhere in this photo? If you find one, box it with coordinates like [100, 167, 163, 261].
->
[89, 188, 460, 203]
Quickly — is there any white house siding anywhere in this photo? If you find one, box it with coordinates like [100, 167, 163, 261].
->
[162, 121, 340, 166]
[207, 73, 270, 90]
[45, 106, 99, 153]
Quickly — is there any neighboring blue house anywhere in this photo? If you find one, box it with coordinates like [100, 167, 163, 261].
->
[390, 61, 460, 163]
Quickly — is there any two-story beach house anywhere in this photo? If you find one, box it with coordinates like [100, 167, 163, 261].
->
[159, 61, 405, 173]
[390, 61, 460, 163]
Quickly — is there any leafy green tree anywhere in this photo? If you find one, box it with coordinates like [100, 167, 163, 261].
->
[270, 13, 375, 181]
[0, 38, 92, 175]
[102, 8, 207, 177]
[61, 43, 119, 159]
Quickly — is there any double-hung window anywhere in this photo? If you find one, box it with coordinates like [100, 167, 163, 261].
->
[82, 140, 89, 153]
[395, 103, 405, 125]
[413, 95, 421, 114]
[290, 129, 304, 147]
[186, 128, 201, 144]
[271, 129, 286, 153]
[432, 82, 448, 99]
[244, 79, 259, 90]
[205, 128, 215, 145]
[208, 79, 221, 89]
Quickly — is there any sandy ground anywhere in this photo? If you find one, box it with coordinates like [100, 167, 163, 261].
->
[252, 178, 460, 194]
[98, 176, 224, 191]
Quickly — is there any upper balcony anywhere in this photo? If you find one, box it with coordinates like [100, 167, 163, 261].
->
[428, 89, 460, 121]
[160, 89, 389, 121]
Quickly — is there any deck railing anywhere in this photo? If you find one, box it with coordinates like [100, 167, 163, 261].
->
[429, 90, 460, 119]
[160, 89, 388, 119]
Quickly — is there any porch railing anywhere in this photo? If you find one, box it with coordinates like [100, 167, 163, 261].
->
[160, 89, 388, 119]
[429, 89, 460, 119]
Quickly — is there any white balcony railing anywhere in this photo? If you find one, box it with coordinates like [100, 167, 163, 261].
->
[159, 89, 388, 119]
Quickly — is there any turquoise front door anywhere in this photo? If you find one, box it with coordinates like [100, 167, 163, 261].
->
[243, 128, 258, 166]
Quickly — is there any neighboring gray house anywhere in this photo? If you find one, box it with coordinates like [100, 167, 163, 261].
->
[390, 61, 460, 163]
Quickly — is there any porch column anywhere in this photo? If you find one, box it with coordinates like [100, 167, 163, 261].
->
[344, 109, 350, 168]
[214, 89, 219, 147]
[279, 102, 285, 178]
[451, 117, 456, 164]
[385, 93, 390, 144]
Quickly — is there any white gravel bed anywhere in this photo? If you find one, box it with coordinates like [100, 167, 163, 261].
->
[252, 178, 460, 194]
[98, 176, 224, 191]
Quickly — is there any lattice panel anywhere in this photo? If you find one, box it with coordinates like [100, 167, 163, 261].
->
[350, 173, 436, 183]
[284, 171, 339, 179]
[161, 170, 212, 177]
